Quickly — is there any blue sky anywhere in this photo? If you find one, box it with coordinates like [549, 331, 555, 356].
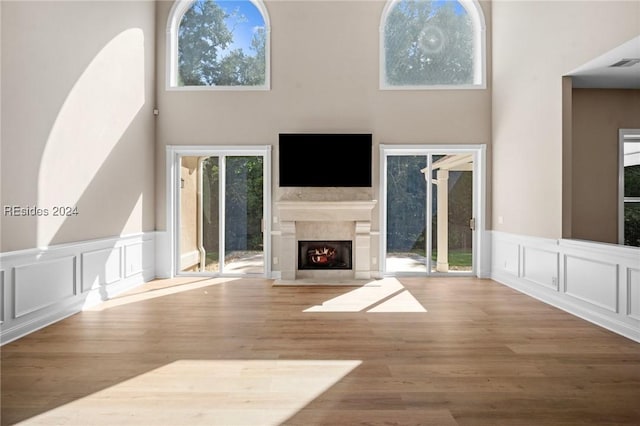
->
[218, 0, 265, 55]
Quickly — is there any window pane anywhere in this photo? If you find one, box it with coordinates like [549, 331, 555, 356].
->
[385, 0, 474, 86]
[386, 155, 427, 273]
[432, 167, 473, 273]
[624, 202, 640, 247]
[224, 156, 264, 273]
[178, 0, 266, 86]
[624, 164, 640, 198]
[179, 156, 220, 273]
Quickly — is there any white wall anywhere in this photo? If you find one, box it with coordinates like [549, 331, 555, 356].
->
[492, 0, 640, 239]
[1, 1, 156, 252]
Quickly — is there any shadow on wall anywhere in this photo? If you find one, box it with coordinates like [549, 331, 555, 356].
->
[37, 28, 150, 249]
[0, 26, 156, 323]
[0, 14, 157, 346]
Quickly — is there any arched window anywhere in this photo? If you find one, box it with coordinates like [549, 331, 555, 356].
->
[380, 0, 485, 89]
[167, 0, 270, 89]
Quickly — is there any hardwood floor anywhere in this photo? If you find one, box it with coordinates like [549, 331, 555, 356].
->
[2, 277, 640, 425]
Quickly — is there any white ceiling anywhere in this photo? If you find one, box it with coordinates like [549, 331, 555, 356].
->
[567, 35, 640, 89]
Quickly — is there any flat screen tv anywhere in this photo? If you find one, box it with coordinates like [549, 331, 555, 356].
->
[279, 133, 372, 187]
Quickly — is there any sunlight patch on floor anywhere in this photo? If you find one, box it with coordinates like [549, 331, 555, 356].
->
[83, 277, 238, 312]
[304, 278, 427, 313]
[17, 359, 361, 426]
[367, 289, 427, 312]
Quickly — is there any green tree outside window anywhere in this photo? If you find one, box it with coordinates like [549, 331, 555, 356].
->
[178, 0, 266, 86]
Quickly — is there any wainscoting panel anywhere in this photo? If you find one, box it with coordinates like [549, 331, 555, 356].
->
[0, 232, 155, 345]
[491, 231, 640, 343]
[0, 270, 4, 323]
[493, 238, 520, 277]
[14, 256, 76, 318]
[125, 243, 144, 278]
[82, 247, 122, 293]
[629, 268, 640, 321]
[564, 255, 618, 313]
[522, 246, 559, 290]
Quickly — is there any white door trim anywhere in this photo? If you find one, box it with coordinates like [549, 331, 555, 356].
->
[379, 144, 487, 277]
[165, 145, 272, 278]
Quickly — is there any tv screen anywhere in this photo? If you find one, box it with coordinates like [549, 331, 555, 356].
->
[279, 133, 372, 187]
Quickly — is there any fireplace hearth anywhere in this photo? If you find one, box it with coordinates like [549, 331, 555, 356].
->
[298, 240, 352, 270]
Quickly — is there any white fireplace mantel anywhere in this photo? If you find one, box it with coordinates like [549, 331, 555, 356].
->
[276, 200, 377, 282]
[276, 200, 377, 222]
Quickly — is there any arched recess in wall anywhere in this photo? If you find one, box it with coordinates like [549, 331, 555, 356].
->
[380, 0, 486, 89]
[166, 0, 271, 90]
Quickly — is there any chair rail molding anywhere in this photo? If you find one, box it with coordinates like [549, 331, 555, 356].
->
[0, 232, 155, 345]
[490, 230, 640, 343]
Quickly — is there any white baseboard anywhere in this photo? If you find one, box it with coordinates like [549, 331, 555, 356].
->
[490, 231, 640, 343]
[0, 232, 156, 345]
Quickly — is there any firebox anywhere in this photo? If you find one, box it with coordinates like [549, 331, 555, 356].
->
[298, 240, 353, 270]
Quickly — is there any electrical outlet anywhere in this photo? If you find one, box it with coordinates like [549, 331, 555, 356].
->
[273, 257, 278, 265]
[552, 277, 557, 286]
[372, 257, 377, 265]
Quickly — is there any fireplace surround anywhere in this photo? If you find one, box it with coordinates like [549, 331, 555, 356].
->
[276, 200, 377, 282]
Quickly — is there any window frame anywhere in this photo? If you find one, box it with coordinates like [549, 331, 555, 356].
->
[619, 129, 640, 246]
[166, 0, 271, 91]
[379, 0, 486, 90]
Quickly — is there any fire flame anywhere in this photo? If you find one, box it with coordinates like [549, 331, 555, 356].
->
[308, 246, 336, 264]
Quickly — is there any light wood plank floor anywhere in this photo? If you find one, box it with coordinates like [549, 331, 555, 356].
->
[2, 277, 640, 425]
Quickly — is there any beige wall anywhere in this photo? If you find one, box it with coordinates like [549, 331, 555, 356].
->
[154, 0, 493, 231]
[1, 1, 156, 252]
[570, 89, 640, 244]
[3, 0, 636, 253]
[492, 1, 639, 239]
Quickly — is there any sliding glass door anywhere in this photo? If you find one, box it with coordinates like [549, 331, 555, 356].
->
[175, 147, 270, 276]
[429, 154, 474, 274]
[382, 146, 480, 276]
[386, 155, 428, 273]
[223, 156, 264, 273]
[179, 155, 220, 273]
